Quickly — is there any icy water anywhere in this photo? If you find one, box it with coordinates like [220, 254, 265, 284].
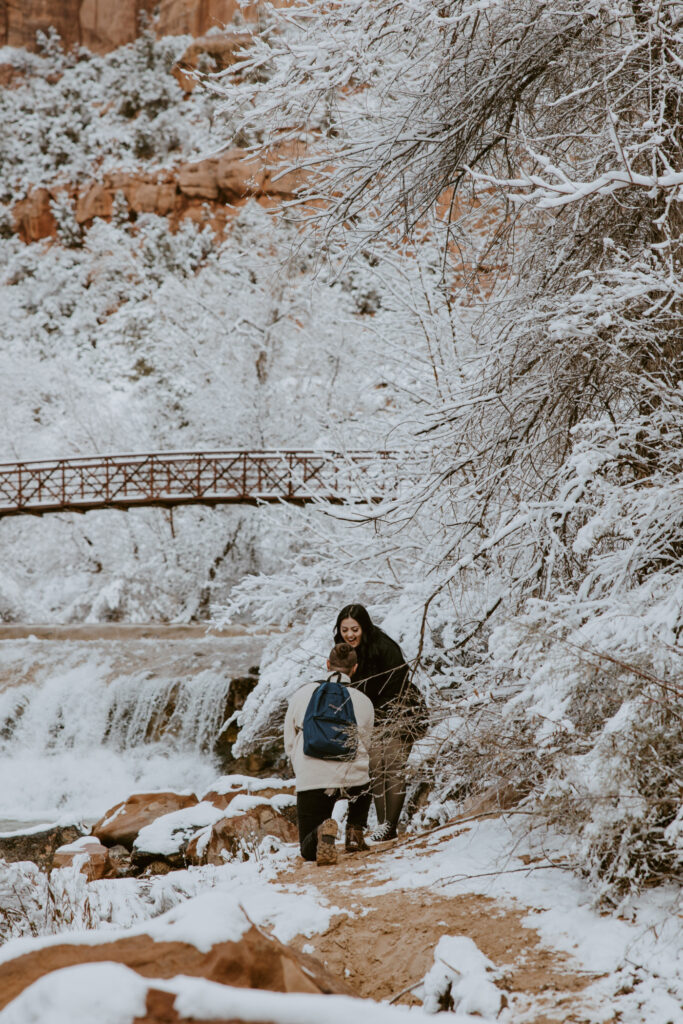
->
[0, 625, 270, 830]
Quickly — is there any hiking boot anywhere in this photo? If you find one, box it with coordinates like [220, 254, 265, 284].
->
[368, 822, 398, 844]
[316, 818, 339, 865]
[345, 825, 369, 853]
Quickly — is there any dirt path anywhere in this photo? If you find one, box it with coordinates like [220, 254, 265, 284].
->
[281, 830, 603, 1024]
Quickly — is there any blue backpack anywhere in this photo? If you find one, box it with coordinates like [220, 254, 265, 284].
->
[302, 674, 358, 760]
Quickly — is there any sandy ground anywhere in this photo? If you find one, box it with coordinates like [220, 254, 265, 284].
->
[284, 830, 604, 1024]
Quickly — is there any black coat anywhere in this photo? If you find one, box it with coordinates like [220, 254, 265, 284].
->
[354, 631, 414, 722]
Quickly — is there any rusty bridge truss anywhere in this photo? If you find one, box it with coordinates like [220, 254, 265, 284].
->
[0, 450, 396, 518]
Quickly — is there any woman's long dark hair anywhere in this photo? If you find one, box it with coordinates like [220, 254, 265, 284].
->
[333, 603, 397, 665]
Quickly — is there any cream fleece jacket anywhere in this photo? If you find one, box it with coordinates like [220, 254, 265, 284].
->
[284, 673, 374, 792]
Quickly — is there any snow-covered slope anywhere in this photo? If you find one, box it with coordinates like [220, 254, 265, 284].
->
[0, 30, 444, 622]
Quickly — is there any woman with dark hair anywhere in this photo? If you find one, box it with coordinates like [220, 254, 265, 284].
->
[334, 603, 426, 841]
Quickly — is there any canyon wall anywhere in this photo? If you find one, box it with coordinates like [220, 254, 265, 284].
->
[1, 0, 302, 242]
[0, 0, 258, 53]
[12, 149, 303, 243]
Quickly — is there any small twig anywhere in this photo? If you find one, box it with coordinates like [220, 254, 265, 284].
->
[398, 809, 538, 847]
[453, 594, 503, 650]
[436, 862, 574, 886]
[388, 978, 424, 1005]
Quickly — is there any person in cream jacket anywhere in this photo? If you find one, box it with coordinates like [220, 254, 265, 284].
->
[284, 642, 374, 863]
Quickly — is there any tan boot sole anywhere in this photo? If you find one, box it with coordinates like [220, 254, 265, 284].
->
[316, 818, 339, 865]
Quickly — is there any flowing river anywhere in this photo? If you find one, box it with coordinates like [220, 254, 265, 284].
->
[0, 625, 270, 831]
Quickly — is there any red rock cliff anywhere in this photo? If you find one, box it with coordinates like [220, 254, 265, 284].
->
[0, 0, 260, 53]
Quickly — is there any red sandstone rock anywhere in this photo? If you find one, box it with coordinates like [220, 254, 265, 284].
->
[0, 923, 353, 1012]
[0, 822, 85, 872]
[186, 802, 298, 865]
[129, 180, 177, 215]
[156, 0, 297, 38]
[92, 792, 198, 850]
[3, 0, 80, 50]
[217, 149, 265, 197]
[106, 843, 136, 877]
[261, 141, 307, 197]
[12, 188, 57, 243]
[171, 31, 251, 92]
[0, 63, 25, 87]
[79, 0, 153, 53]
[0, 0, 293, 53]
[9, 146, 303, 243]
[177, 158, 221, 200]
[97, 173, 178, 218]
[176, 153, 265, 201]
[155, 0, 243, 39]
[134, 979, 318, 1023]
[0, 0, 155, 51]
[203, 778, 295, 810]
[75, 182, 114, 223]
[52, 836, 110, 881]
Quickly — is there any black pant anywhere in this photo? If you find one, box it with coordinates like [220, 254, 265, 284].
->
[297, 785, 372, 861]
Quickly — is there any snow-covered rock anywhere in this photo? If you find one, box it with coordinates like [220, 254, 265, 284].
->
[202, 773, 295, 810]
[132, 801, 225, 866]
[0, 892, 354, 1017]
[0, 822, 86, 872]
[186, 795, 298, 866]
[417, 935, 504, 1017]
[92, 792, 198, 849]
[0, 965, 442, 1024]
[52, 836, 110, 881]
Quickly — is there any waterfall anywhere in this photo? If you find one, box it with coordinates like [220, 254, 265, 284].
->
[0, 633, 264, 827]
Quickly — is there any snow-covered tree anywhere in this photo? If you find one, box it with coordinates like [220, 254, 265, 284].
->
[212, 0, 683, 898]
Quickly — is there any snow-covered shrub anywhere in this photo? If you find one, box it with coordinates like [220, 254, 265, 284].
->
[0, 30, 223, 202]
[207, 0, 683, 900]
[50, 192, 83, 248]
[492, 616, 683, 903]
[0, 861, 97, 941]
[0, 859, 206, 943]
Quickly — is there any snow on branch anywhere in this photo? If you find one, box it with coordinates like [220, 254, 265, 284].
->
[468, 165, 683, 208]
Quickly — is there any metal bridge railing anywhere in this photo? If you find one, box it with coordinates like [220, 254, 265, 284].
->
[0, 450, 396, 517]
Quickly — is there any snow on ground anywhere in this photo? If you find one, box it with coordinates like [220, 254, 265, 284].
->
[417, 935, 502, 1016]
[201, 774, 295, 796]
[338, 818, 683, 1024]
[0, 962, 149, 1024]
[0, 842, 336, 966]
[1, 815, 681, 1022]
[0, 964, 450, 1024]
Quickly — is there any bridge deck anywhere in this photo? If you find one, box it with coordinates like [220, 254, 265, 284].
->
[0, 450, 393, 517]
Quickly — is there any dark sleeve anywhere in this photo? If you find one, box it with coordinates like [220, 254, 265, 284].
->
[370, 636, 429, 738]
[364, 634, 409, 711]
[379, 635, 408, 677]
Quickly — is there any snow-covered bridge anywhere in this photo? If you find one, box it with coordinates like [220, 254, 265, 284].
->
[0, 451, 395, 517]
